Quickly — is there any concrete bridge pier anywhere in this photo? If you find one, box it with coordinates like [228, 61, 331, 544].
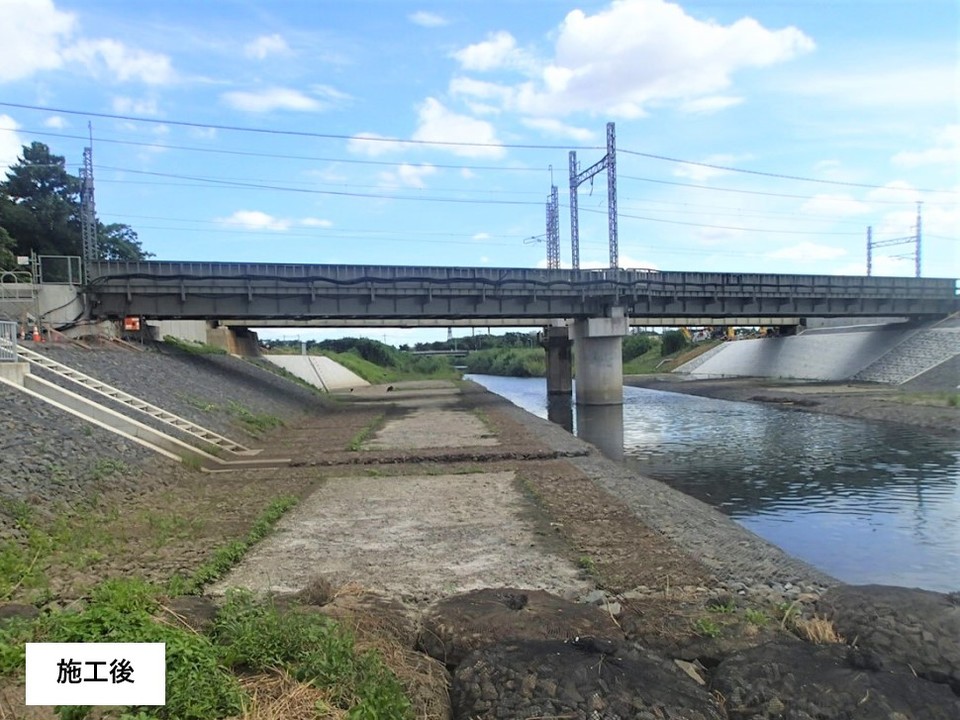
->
[541, 325, 573, 396]
[572, 308, 629, 406]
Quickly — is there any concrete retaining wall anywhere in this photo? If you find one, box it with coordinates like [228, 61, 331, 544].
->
[676, 323, 930, 382]
[263, 355, 369, 391]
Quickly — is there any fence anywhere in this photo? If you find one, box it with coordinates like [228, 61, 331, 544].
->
[0, 321, 17, 362]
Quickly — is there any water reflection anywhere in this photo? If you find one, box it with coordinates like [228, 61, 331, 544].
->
[466, 374, 960, 592]
[576, 404, 624, 461]
[547, 395, 573, 433]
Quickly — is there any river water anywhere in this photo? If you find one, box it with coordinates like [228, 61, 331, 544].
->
[467, 375, 960, 592]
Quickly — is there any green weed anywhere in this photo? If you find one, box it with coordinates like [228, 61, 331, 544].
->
[170, 496, 297, 594]
[694, 617, 722, 638]
[347, 413, 386, 451]
[744, 608, 769, 626]
[227, 401, 283, 436]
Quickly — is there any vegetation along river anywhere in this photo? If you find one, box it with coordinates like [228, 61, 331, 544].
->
[468, 375, 960, 592]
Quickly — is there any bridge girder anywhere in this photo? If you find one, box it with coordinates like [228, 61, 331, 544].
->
[85, 261, 959, 324]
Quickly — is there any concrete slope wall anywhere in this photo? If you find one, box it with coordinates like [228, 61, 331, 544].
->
[853, 327, 960, 385]
[263, 354, 369, 391]
[677, 324, 926, 382]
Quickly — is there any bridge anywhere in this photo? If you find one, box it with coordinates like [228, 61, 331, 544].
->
[86, 261, 957, 321]
[84, 260, 959, 406]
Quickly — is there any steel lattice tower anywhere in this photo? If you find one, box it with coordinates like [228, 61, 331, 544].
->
[80, 134, 98, 264]
[546, 185, 560, 269]
[568, 122, 619, 270]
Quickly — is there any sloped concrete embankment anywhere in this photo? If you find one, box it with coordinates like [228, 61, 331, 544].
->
[262, 353, 369, 391]
[678, 321, 960, 383]
[0, 343, 327, 535]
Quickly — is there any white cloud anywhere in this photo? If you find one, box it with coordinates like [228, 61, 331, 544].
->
[221, 87, 323, 112]
[0, 0, 74, 82]
[767, 242, 846, 262]
[218, 210, 291, 231]
[412, 98, 505, 158]
[112, 96, 159, 116]
[63, 38, 175, 84]
[520, 117, 594, 141]
[452, 31, 530, 71]
[892, 125, 960, 168]
[244, 34, 290, 60]
[679, 95, 743, 114]
[378, 163, 437, 189]
[409, 11, 448, 28]
[301, 217, 333, 228]
[672, 154, 746, 182]
[0, 115, 25, 174]
[460, 168, 477, 180]
[0, 0, 174, 86]
[800, 194, 871, 217]
[44, 115, 67, 129]
[347, 132, 409, 157]
[472, 232, 491, 241]
[450, 0, 813, 118]
[790, 65, 955, 108]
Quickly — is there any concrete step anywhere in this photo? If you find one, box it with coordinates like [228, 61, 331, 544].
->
[7, 343, 258, 456]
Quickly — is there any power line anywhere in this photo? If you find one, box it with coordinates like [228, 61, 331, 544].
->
[4, 101, 955, 194]
[619, 148, 955, 194]
[96, 165, 543, 206]
[620, 175, 926, 206]
[0, 101, 596, 152]
[0, 126, 551, 173]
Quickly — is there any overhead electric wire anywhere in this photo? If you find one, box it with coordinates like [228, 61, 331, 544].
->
[3, 100, 955, 195]
[1, 126, 551, 173]
[95, 165, 543, 206]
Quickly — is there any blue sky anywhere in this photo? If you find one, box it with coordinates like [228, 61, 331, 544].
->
[1, 0, 957, 344]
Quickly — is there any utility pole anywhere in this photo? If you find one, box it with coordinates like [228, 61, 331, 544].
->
[865, 205, 922, 278]
[568, 122, 619, 270]
[80, 122, 98, 274]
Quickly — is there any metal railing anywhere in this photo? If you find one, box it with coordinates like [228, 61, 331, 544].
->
[0, 321, 18, 362]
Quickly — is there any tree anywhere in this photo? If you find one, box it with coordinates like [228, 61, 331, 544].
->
[97, 223, 154, 261]
[0, 226, 15, 270]
[0, 141, 153, 262]
[0, 142, 81, 257]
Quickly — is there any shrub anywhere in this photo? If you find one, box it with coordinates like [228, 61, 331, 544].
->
[660, 330, 689, 356]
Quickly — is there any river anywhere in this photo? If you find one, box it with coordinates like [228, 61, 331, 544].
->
[467, 374, 960, 593]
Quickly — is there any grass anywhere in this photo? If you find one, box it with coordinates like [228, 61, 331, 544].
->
[227, 401, 284, 436]
[168, 496, 298, 596]
[576, 555, 597, 574]
[347, 413, 387, 451]
[623, 339, 721, 375]
[893, 390, 960, 408]
[744, 608, 769, 626]
[162, 335, 227, 356]
[0, 579, 412, 720]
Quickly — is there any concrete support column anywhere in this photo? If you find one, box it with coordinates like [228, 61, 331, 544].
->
[541, 325, 573, 396]
[572, 308, 629, 406]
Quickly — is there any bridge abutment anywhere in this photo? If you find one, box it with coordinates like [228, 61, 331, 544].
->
[572, 309, 629, 406]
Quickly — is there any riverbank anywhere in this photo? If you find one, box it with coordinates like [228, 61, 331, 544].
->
[625, 373, 960, 437]
[1, 345, 957, 718]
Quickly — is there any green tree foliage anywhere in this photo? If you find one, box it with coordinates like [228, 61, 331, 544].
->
[98, 222, 153, 261]
[0, 142, 150, 261]
[464, 348, 545, 377]
[0, 226, 15, 270]
[622, 333, 656, 362]
[0, 142, 81, 257]
[660, 329, 690, 356]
